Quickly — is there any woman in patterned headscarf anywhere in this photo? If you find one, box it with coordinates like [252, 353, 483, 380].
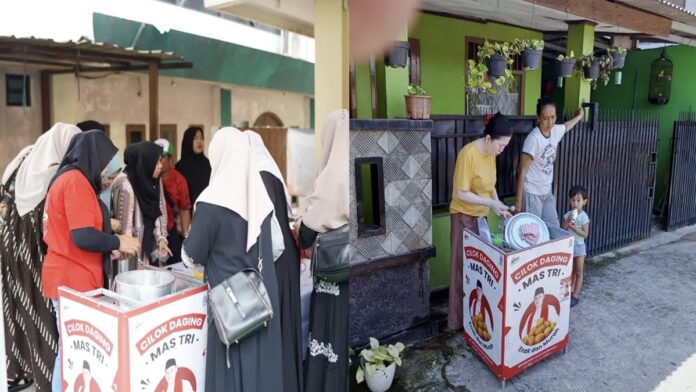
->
[0, 123, 80, 391]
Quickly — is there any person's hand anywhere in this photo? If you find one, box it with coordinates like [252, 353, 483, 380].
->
[158, 239, 173, 257]
[111, 250, 121, 260]
[117, 235, 140, 256]
[489, 199, 510, 218]
[110, 219, 121, 233]
[576, 106, 584, 119]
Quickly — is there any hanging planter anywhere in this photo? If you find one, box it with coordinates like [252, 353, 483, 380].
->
[556, 52, 576, 77]
[583, 62, 600, 80]
[608, 47, 627, 69]
[486, 54, 508, 78]
[522, 50, 542, 70]
[384, 41, 410, 68]
[514, 39, 545, 70]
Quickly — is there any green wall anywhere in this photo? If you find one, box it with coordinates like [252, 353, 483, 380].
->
[591, 45, 696, 205]
[93, 13, 314, 95]
[220, 89, 232, 126]
[410, 13, 543, 116]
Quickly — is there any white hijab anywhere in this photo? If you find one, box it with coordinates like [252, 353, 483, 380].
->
[2, 145, 34, 185]
[245, 131, 292, 217]
[301, 110, 350, 233]
[14, 123, 81, 217]
[196, 127, 274, 251]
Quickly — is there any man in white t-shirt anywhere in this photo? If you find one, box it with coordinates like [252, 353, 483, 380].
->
[515, 98, 584, 227]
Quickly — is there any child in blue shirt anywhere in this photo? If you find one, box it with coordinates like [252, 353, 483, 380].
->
[561, 185, 590, 308]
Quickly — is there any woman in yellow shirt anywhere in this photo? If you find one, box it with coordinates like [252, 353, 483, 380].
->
[448, 112, 514, 331]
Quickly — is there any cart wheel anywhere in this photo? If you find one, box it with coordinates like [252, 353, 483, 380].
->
[501, 380, 506, 389]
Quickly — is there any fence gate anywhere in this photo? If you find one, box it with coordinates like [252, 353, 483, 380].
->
[554, 110, 659, 255]
[667, 113, 696, 231]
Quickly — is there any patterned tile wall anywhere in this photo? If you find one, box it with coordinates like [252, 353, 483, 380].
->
[350, 127, 433, 263]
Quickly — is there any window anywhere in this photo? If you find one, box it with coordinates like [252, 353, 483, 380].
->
[465, 38, 525, 115]
[6, 74, 30, 107]
[160, 124, 178, 158]
[126, 124, 146, 145]
[355, 157, 386, 237]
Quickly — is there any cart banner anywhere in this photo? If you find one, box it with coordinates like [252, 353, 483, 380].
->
[128, 289, 208, 392]
[462, 230, 504, 367]
[503, 237, 573, 375]
[59, 296, 120, 392]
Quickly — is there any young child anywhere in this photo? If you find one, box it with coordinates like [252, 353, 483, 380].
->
[561, 185, 590, 308]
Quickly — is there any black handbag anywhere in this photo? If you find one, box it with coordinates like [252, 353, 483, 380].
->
[208, 237, 273, 367]
[312, 224, 351, 284]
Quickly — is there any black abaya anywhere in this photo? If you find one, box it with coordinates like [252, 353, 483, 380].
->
[182, 202, 283, 392]
[299, 224, 349, 392]
[260, 171, 303, 392]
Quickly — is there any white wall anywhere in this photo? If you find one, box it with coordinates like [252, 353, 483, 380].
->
[0, 64, 43, 172]
[51, 73, 311, 161]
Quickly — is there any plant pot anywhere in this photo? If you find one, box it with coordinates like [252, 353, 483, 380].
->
[364, 363, 396, 392]
[486, 54, 507, 78]
[405, 95, 431, 119]
[521, 49, 542, 70]
[384, 41, 409, 68]
[610, 52, 626, 69]
[583, 62, 600, 80]
[556, 59, 576, 77]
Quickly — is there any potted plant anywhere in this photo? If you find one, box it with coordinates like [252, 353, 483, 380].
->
[405, 85, 431, 119]
[576, 54, 612, 88]
[356, 338, 405, 392]
[556, 51, 576, 77]
[477, 40, 514, 79]
[384, 41, 410, 68]
[608, 46, 627, 69]
[515, 38, 544, 70]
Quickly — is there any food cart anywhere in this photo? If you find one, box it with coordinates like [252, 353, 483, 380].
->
[57, 267, 208, 392]
[462, 223, 574, 387]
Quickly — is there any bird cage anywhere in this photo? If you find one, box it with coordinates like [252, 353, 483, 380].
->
[648, 49, 673, 105]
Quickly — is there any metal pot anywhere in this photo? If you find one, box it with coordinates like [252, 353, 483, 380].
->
[108, 256, 138, 290]
[114, 270, 175, 304]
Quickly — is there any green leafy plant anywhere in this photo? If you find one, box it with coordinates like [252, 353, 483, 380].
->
[355, 338, 405, 384]
[575, 53, 612, 88]
[608, 46, 626, 55]
[406, 84, 428, 96]
[466, 40, 516, 94]
[557, 50, 576, 62]
[515, 38, 544, 51]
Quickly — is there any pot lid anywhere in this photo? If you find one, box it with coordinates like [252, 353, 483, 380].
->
[503, 212, 550, 250]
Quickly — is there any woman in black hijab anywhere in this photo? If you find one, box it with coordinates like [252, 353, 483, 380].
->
[112, 142, 169, 264]
[42, 131, 140, 391]
[175, 127, 211, 205]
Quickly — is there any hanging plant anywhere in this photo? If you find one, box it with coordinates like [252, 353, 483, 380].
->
[556, 51, 576, 77]
[607, 46, 627, 69]
[575, 54, 612, 89]
[515, 39, 545, 70]
[466, 40, 515, 95]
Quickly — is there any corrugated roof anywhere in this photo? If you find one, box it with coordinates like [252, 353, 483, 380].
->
[0, 35, 188, 71]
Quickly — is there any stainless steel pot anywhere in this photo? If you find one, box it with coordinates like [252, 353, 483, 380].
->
[114, 270, 175, 304]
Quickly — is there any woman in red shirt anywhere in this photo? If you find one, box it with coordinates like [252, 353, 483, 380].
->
[42, 130, 140, 391]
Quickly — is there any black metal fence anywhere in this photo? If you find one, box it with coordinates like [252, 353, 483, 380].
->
[553, 110, 659, 255]
[431, 110, 659, 256]
[666, 113, 696, 231]
[430, 115, 537, 208]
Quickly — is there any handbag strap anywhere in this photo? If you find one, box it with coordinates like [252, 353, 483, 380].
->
[257, 235, 263, 274]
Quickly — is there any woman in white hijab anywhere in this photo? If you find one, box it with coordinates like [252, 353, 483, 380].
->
[0, 123, 80, 391]
[181, 127, 283, 392]
[294, 110, 350, 392]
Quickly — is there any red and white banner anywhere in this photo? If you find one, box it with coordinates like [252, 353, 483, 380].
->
[462, 229, 574, 381]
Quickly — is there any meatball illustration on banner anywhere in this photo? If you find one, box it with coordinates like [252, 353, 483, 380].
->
[469, 280, 494, 341]
[154, 358, 197, 392]
[73, 361, 102, 392]
[519, 287, 560, 346]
